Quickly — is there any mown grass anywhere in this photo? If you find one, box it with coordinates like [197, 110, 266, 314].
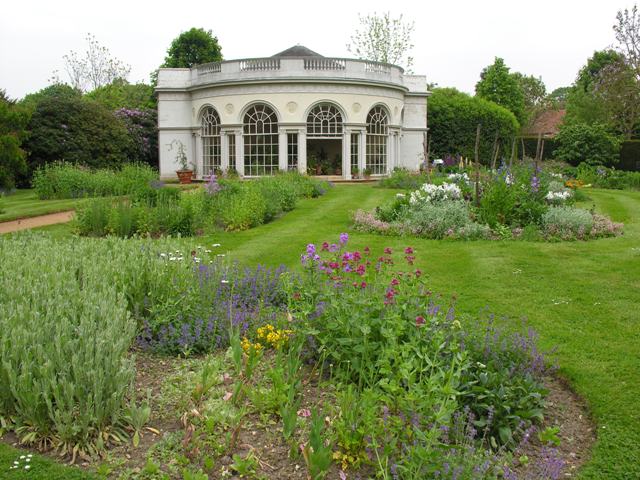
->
[0, 190, 85, 222]
[2, 184, 638, 478]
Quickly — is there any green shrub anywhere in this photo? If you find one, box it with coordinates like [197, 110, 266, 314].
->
[32, 162, 157, 199]
[378, 168, 430, 189]
[402, 201, 490, 239]
[24, 92, 133, 176]
[428, 88, 520, 163]
[555, 123, 621, 166]
[541, 206, 594, 239]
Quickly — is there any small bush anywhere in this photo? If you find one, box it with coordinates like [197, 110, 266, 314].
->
[555, 123, 621, 167]
[403, 201, 490, 239]
[378, 168, 430, 189]
[541, 206, 594, 240]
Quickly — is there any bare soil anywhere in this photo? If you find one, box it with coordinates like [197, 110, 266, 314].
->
[0, 354, 596, 479]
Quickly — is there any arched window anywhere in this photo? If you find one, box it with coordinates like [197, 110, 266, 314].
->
[243, 104, 279, 176]
[201, 107, 221, 175]
[307, 104, 343, 138]
[366, 106, 389, 174]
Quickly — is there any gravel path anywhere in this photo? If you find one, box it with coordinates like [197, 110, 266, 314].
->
[0, 211, 75, 234]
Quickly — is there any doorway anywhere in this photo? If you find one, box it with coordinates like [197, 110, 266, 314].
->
[307, 138, 342, 175]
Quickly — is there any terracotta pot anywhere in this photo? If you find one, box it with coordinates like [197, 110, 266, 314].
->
[176, 170, 193, 184]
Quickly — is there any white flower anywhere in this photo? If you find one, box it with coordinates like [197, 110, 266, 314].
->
[205, 249, 212, 253]
[221, 280, 230, 284]
[216, 254, 226, 257]
[212, 243, 221, 247]
[396, 193, 405, 198]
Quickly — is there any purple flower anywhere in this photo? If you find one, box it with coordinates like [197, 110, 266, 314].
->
[306, 243, 316, 255]
[339, 232, 349, 245]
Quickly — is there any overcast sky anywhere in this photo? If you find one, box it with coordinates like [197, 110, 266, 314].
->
[0, 0, 634, 99]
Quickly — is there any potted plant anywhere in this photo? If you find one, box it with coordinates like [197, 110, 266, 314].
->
[363, 167, 373, 180]
[168, 139, 193, 184]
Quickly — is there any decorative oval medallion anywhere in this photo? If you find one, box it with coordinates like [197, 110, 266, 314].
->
[352, 102, 361, 113]
[225, 103, 234, 114]
[286, 101, 298, 113]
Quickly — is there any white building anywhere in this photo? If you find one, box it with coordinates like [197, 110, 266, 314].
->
[156, 46, 429, 180]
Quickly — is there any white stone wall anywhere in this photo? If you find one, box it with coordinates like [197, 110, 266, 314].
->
[157, 64, 428, 179]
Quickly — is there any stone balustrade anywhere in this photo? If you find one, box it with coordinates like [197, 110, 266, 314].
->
[157, 57, 412, 91]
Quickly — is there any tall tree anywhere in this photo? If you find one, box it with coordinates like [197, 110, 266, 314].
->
[593, 58, 640, 138]
[0, 90, 29, 190]
[575, 49, 624, 91]
[613, 4, 640, 80]
[54, 33, 131, 92]
[475, 58, 526, 125]
[512, 73, 546, 110]
[161, 28, 223, 68]
[347, 12, 415, 71]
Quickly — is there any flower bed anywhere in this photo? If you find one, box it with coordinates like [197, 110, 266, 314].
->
[74, 172, 328, 237]
[356, 163, 623, 241]
[0, 232, 578, 477]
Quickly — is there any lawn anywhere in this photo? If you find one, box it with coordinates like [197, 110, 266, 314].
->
[0, 190, 85, 222]
[1, 184, 638, 479]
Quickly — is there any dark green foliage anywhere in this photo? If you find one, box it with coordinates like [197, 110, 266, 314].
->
[19, 83, 82, 113]
[428, 88, 520, 163]
[619, 140, 640, 171]
[0, 93, 29, 191]
[24, 94, 133, 175]
[519, 136, 557, 160]
[162, 28, 223, 68]
[475, 57, 526, 124]
[555, 123, 621, 166]
[114, 108, 158, 168]
[575, 163, 640, 190]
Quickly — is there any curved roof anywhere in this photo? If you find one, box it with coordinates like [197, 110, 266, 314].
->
[272, 45, 323, 58]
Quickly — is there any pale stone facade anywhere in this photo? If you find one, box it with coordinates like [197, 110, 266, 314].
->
[156, 46, 429, 180]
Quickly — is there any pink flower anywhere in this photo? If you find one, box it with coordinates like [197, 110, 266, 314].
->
[404, 247, 414, 254]
[415, 269, 422, 277]
[321, 242, 329, 251]
[415, 316, 426, 326]
[360, 281, 367, 289]
[297, 408, 311, 418]
[391, 278, 399, 286]
[384, 247, 392, 254]
[364, 246, 370, 254]
[223, 391, 233, 401]
[339, 471, 347, 480]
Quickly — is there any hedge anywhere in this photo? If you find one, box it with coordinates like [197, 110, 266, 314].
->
[428, 88, 520, 165]
[619, 140, 640, 171]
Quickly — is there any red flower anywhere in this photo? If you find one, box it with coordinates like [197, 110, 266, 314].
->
[391, 278, 399, 286]
[415, 315, 426, 326]
[322, 242, 329, 251]
[384, 247, 392, 254]
[360, 281, 367, 289]
[405, 255, 415, 265]
[415, 269, 422, 277]
[404, 247, 414, 254]
[356, 264, 366, 276]
[364, 246, 370, 254]
[385, 288, 396, 300]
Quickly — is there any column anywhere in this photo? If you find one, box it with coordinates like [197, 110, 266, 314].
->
[221, 131, 229, 173]
[236, 131, 245, 177]
[298, 129, 307, 175]
[278, 130, 288, 172]
[358, 129, 366, 175]
[342, 129, 351, 180]
[387, 132, 396, 174]
[193, 132, 202, 179]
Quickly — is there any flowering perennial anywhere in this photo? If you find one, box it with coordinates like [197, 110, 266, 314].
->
[409, 182, 462, 205]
